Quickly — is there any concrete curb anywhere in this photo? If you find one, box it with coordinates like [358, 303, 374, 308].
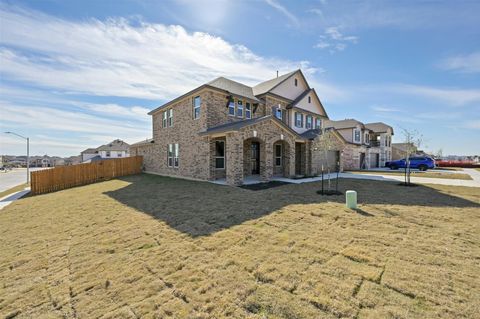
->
[0, 188, 31, 210]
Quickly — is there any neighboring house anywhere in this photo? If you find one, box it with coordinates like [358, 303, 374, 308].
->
[81, 139, 130, 163]
[131, 69, 346, 185]
[325, 119, 393, 169]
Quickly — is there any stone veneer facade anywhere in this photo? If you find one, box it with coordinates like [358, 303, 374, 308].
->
[130, 73, 349, 185]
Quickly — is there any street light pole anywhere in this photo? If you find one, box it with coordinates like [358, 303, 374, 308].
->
[4, 132, 30, 184]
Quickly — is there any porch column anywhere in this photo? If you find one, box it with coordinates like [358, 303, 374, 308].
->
[288, 142, 296, 178]
[261, 141, 273, 182]
[226, 133, 244, 186]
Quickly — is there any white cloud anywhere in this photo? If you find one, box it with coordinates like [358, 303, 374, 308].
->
[437, 52, 480, 73]
[464, 120, 480, 130]
[394, 85, 480, 106]
[314, 26, 358, 53]
[370, 105, 401, 112]
[0, 5, 321, 100]
[264, 0, 299, 27]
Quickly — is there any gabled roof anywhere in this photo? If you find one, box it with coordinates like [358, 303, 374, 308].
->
[81, 148, 97, 154]
[207, 77, 259, 102]
[199, 115, 300, 138]
[287, 88, 329, 118]
[365, 122, 394, 135]
[130, 138, 155, 147]
[300, 128, 347, 144]
[96, 139, 130, 151]
[325, 119, 365, 130]
[253, 70, 306, 96]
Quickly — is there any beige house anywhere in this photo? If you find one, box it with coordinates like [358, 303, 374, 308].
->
[325, 119, 393, 170]
[131, 70, 347, 185]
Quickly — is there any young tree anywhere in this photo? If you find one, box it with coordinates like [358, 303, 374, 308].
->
[400, 128, 423, 185]
[317, 128, 337, 190]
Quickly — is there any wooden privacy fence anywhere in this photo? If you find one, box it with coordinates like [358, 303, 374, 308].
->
[31, 156, 143, 195]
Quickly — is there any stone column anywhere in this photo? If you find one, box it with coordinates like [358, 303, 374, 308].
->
[261, 140, 273, 181]
[288, 142, 296, 178]
[226, 133, 244, 186]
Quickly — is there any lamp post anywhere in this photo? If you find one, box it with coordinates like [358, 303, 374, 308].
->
[4, 132, 30, 184]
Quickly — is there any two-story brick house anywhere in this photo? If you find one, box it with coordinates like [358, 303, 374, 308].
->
[131, 70, 348, 185]
[325, 119, 393, 169]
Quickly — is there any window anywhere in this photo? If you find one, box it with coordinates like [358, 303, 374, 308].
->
[118, 153, 122, 157]
[365, 133, 369, 144]
[275, 144, 282, 166]
[245, 102, 251, 119]
[295, 112, 303, 128]
[294, 78, 298, 86]
[215, 140, 225, 169]
[308, 96, 311, 103]
[306, 115, 312, 129]
[168, 109, 173, 127]
[275, 107, 283, 120]
[193, 96, 201, 119]
[106, 151, 111, 157]
[315, 117, 321, 129]
[228, 97, 235, 116]
[162, 111, 167, 127]
[354, 129, 361, 143]
[167, 144, 179, 167]
[236, 100, 243, 117]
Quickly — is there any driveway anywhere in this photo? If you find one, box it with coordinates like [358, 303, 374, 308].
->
[339, 170, 480, 187]
[0, 168, 46, 192]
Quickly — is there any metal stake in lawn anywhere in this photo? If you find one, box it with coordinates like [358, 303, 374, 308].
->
[336, 161, 339, 193]
[321, 165, 324, 195]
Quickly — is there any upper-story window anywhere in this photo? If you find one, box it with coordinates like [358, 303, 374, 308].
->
[315, 117, 321, 129]
[106, 151, 111, 157]
[308, 96, 311, 103]
[228, 98, 235, 116]
[236, 100, 243, 118]
[295, 112, 303, 128]
[168, 109, 173, 127]
[245, 102, 251, 119]
[193, 96, 201, 120]
[275, 107, 283, 121]
[294, 78, 298, 86]
[354, 129, 361, 143]
[306, 115, 313, 129]
[365, 133, 369, 144]
[162, 111, 167, 127]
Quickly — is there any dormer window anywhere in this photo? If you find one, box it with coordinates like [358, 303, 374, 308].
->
[275, 107, 283, 120]
[354, 129, 361, 143]
[294, 78, 298, 86]
[228, 98, 235, 116]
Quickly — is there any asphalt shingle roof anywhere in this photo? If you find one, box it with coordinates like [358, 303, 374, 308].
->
[96, 139, 130, 151]
[207, 77, 259, 102]
[252, 70, 298, 96]
[365, 122, 394, 134]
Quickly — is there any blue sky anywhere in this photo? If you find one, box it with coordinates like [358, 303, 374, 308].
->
[1, 0, 479, 156]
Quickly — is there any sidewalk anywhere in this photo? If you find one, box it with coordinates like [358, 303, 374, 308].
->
[0, 187, 30, 210]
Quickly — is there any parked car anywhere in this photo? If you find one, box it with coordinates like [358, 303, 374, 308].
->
[386, 156, 436, 171]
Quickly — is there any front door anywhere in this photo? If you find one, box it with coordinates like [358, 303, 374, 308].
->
[251, 142, 260, 174]
[375, 154, 380, 168]
[360, 152, 366, 169]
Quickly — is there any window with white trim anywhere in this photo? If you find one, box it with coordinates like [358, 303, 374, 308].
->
[215, 140, 225, 169]
[162, 111, 167, 127]
[275, 144, 282, 166]
[354, 129, 361, 143]
[365, 133, 369, 144]
[236, 100, 243, 117]
[228, 98, 235, 116]
[106, 151, 111, 157]
[245, 102, 251, 119]
[306, 115, 313, 129]
[295, 112, 303, 128]
[168, 109, 173, 127]
[167, 143, 179, 167]
[193, 96, 201, 119]
[275, 107, 283, 120]
[315, 117, 321, 129]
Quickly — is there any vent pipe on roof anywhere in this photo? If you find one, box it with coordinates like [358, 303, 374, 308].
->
[276, 70, 279, 78]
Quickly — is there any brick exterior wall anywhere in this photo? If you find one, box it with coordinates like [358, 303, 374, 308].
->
[310, 132, 345, 174]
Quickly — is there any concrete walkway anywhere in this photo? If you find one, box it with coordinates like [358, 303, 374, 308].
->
[0, 187, 30, 210]
[211, 170, 480, 188]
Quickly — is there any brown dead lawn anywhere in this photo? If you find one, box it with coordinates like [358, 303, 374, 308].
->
[1, 174, 479, 319]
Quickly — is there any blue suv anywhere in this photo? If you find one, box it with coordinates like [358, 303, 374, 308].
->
[386, 156, 436, 171]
